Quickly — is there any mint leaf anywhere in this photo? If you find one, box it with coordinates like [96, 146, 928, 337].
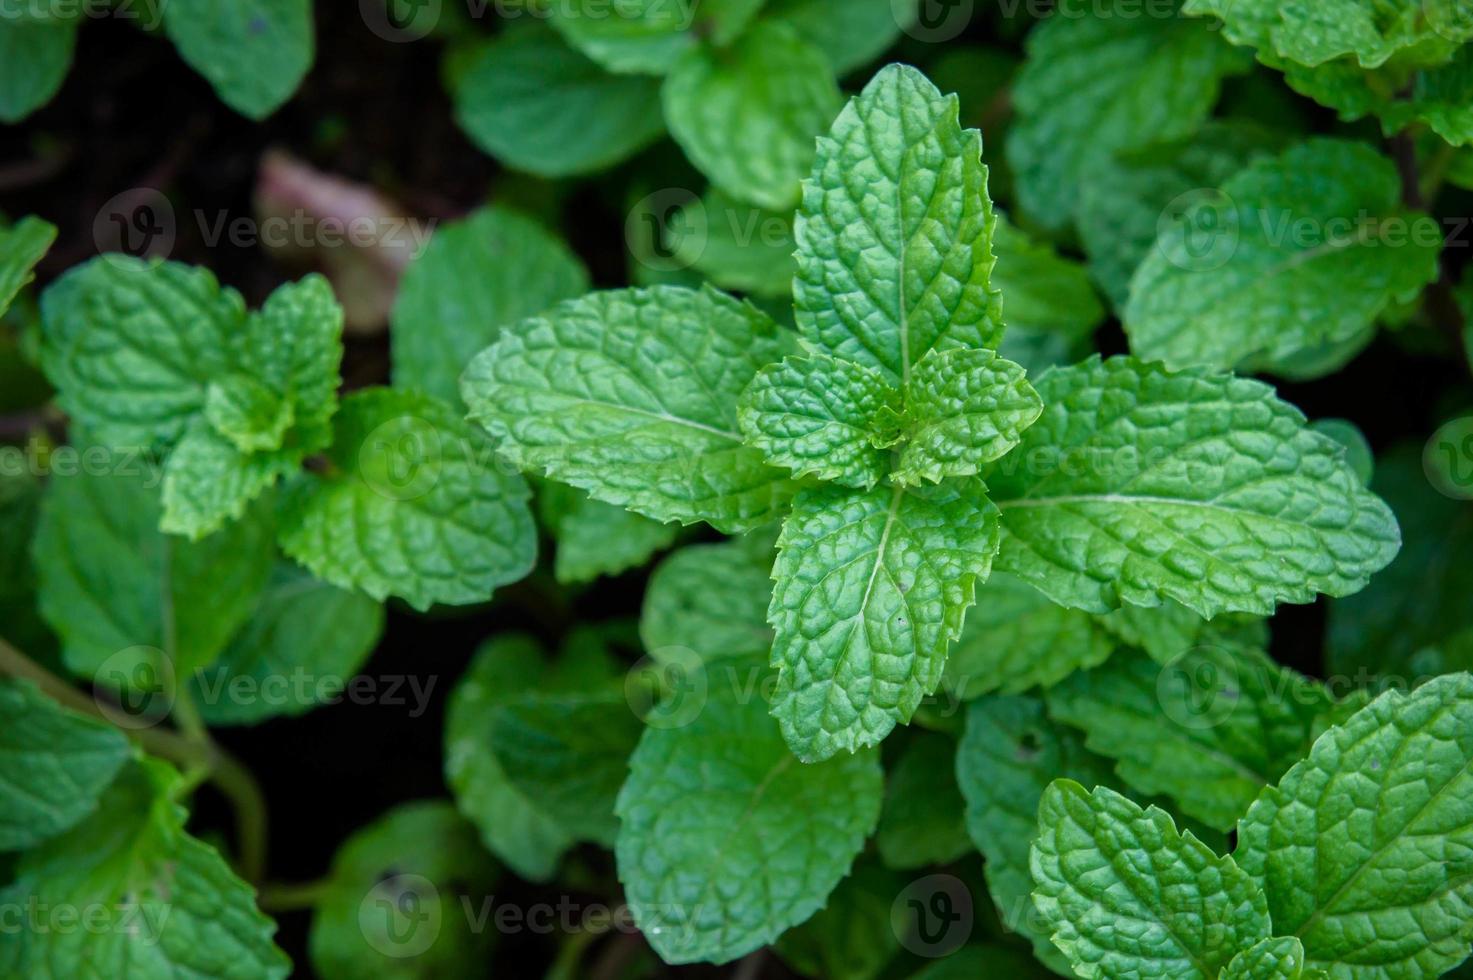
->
[640, 535, 776, 665]
[894, 348, 1042, 487]
[1236, 672, 1473, 977]
[1046, 646, 1341, 831]
[34, 464, 274, 682]
[773, 859, 903, 979]
[991, 214, 1105, 374]
[392, 206, 589, 404]
[1125, 139, 1442, 372]
[986, 356, 1402, 617]
[453, 26, 666, 179]
[669, 189, 796, 298]
[1223, 937, 1310, 979]
[0, 16, 76, 123]
[765, 0, 907, 76]
[309, 801, 497, 980]
[163, 0, 313, 119]
[615, 683, 883, 964]
[874, 731, 972, 870]
[1008, 0, 1249, 232]
[234, 273, 343, 449]
[0, 758, 291, 978]
[956, 695, 1119, 973]
[738, 353, 902, 489]
[160, 421, 301, 539]
[1098, 599, 1267, 665]
[280, 387, 536, 610]
[1031, 780, 1271, 979]
[769, 482, 1000, 762]
[795, 63, 1003, 385]
[0, 216, 56, 318]
[546, 0, 709, 75]
[189, 562, 384, 726]
[0, 679, 129, 851]
[462, 285, 797, 533]
[943, 570, 1117, 699]
[662, 22, 840, 211]
[539, 482, 679, 585]
[203, 374, 293, 453]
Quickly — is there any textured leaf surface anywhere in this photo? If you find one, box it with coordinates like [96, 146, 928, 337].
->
[1125, 139, 1442, 371]
[986, 357, 1402, 617]
[0, 17, 76, 123]
[615, 685, 882, 964]
[895, 348, 1042, 486]
[769, 482, 1000, 762]
[1236, 673, 1473, 978]
[463, 285, 797, 533]
[874, 731, 972, 870]
[1031, 780, 1271, 979]
[279, 387, 536, 610]
[1223, 937, 1308, 979]
[795, 64, 1003, 385]
[1007, 0, 1249, 231]
[662, 22, 839, 211]
[0, 216, 56, 318]
[0, 679, 129, 851]
[163, 0, 313, 118]
[160, 422, 299, 539]
[1047, 646, 1340, 831]
[0, 758, 291, 979]
[739, 353, 901, 489]
[454, 26, 666, 178]
[640, 535, 776, 665]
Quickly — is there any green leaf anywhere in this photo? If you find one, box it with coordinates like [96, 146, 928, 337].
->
[1008, 0, 1249, 232]
[986, 356, 1402, 618]
[615, 683, 883, 964]
[189, 562, 385, 726]
[392, 206, 588, 405]
[0, 16, 76, 123]
[1046, 646, 1341, 831]
[453, 25, 666, 178]
[280, 387, 536, 610]
[662, 22, 840, 211]
[640, 535, 776, 665]
[894, 348, 1042, 487]
[956, 695, 1118, 972]
[769, 481, 1000, 762]
[1097, 598, 1267, 665]
[1125, 139, 1442, 372]
[163, 0, 313, 119]
[539, 482, 679, 585]
[0, 679, 129, 851]
[991, 214, 1105, 374]
[40, 257, 247, 448]
[1223, 937, 1309, 979]
[203, 374, 292, 453]
[1031, 780, 1271, 979]
[943, 570, 1117, 699]
[765, 0, 908, 76]
[668, 188, 797, 298]
[0, 216, 57, 318]
[874, 731, 972, 870]
[739, 353, 902, 489]
[0, 757, 291, 978]
[0, 471, 54, 665]
[462, 285, 798, 533]
[34, 463, 274, 683]
[795, 64, 1003, 385]
[545, 0, 762, 74]
[233, 273, 343, 449]
[1237, 673, 1473, 977]
[309, 801, 497, 980]
[773, 859, 903, 980]
[159, 421, 301, 539]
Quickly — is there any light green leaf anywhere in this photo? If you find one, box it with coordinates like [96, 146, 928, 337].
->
[0, 679, 129, 851]
[1031, 780, 1271, 979]
[944, 570, 1117, 699]
[234, 273, 343, 450]
[0, 16, 76, 123]
[279, 387, 536, 610]
[0, 758, 291, 979]
[874, 731, 972, 870]
[640, 535, 776, 665]
[773, 859, 903, 980]
[986, 356, 1402, 618]
[894, 348, 1042, 487]
[956, 695, 1118, 973]
[615, 683, 883, 964]
[34, 464, 274, 682]
[189, 562, 384, 726]
[203, 374, 293, 453]
[309, 801, 497, 980]
[991, 214, 1105, 374]
[453, 25, 666, 178]
[163, 0, 313, 119]
[1096, 598, 1267, 666]
[539, 482, 679, 585]
[1125, 139, 1442, 372]
[1223, 937, 1309, 979]
[0, 216, 56, 318]
[795, 63, 1003, 385]
[1236, 672, 1473, 977]
[546, 0, 764, 74]
[1008, 0, 1249, 232]
[739, 353, 902, 489]
[462, 285, 798, 533]
[662, 22, 840, 211]
[159, 421, 301, 540]
[765, 0, 908, 76]
[769, 481, 1000, 762]
[669, 188, 796, 298]
[392, 206, 589, 404]
[1046, 646, 1341, 832]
